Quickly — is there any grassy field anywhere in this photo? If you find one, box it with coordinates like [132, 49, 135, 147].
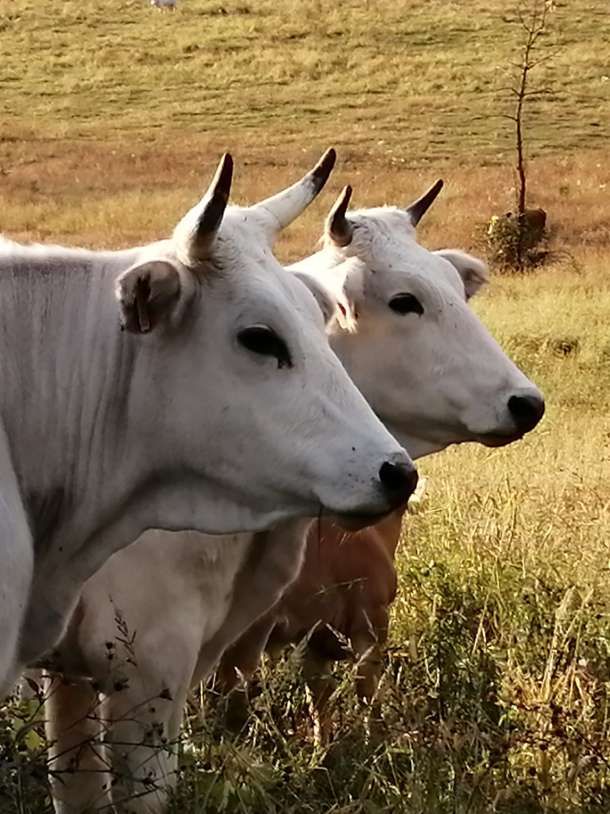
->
[1, 0, 610, 812]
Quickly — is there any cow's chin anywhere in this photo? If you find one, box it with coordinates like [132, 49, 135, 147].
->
[477, 431, 524, 448]
[444, 428, 525, 451]
[333, 512, 389, 531]
[328, 501, 411, 532]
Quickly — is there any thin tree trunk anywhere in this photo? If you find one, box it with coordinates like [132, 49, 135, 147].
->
[514, 25, 535, 271]
[512, 0, 549, 271]
[515, 67, 528, 218]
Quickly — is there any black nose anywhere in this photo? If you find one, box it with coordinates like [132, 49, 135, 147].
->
[379, 461, 419, 506]
[508, 393, 545, 433]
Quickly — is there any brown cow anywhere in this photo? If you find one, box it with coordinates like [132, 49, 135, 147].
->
[216, 505, 408, 742]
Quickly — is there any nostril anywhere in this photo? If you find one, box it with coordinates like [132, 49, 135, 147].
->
[379, 461, 419, 502]
[508, 394, 545, 433]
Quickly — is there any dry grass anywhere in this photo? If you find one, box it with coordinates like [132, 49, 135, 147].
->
[1, 141, 608, 261]
[1, 0, 610, 812]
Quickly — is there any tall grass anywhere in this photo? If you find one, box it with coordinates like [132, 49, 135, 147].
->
[2, 255, 608, 814]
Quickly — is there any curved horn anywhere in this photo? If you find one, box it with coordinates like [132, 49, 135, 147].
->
[253, 148, 337, 237]
[326, 185, 353, 247]
[174, 153, 233, 265]
[195, 152, 233, 237]
[406, 178, 444, 226]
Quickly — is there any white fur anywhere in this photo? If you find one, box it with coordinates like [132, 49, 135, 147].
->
[298, 204, 541, 458]
[37, 194, 544, 813]
[0, 160, 409, 693]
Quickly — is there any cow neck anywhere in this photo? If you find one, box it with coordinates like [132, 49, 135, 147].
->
[0, 246, 199, 664]
[378, 506, 409, 556]
[0, 247, 166, 552]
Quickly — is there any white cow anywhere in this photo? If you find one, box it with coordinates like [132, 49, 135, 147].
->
[298, 181, 545, 458]
[39, 179, 544, 814]
[150, 0, 176, 10]
[0, 150, 415, 696]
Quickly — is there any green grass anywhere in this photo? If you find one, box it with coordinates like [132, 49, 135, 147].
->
[1, 0, 608, 162]
[1, 1, 610, 812]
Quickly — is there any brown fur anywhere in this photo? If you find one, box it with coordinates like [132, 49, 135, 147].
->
[217, 508, 405, 742]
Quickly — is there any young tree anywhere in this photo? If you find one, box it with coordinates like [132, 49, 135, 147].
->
[489, 0, 558, 271]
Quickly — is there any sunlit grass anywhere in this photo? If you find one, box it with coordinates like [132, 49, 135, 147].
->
[2, 0, 607, 163]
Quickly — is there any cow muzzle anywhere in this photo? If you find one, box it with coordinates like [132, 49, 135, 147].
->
[331, 454, 418, 530]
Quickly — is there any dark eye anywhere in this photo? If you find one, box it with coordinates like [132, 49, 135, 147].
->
[388, 293, 424, 316]
[237, 325, 292, 369]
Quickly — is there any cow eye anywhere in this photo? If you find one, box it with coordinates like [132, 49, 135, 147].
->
[389, 293, 424, 316]
[237, 325, 293, 369]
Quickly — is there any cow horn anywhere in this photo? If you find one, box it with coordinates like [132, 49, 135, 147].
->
[406, 179, 444, 226]
[254, 148, 337, 238]
[327, 185, 353, 247]
[174, 153, 233, 265]
[195, 153, 233, 238]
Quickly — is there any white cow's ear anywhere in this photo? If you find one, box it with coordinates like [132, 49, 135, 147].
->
[115, 260, 182, 333]
[292, 270, 356, 331]
[435, 249, 488, 300]
[338, 267, 363, 331]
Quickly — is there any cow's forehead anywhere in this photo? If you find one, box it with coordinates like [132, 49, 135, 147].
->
[345, 208, 465, 298]
[258, 262, 328, 327]
[167, 205, 277, 274]
[153, 206, 322, 323]
[205, 212, 326, 324]
[214, 208, 277, 264]
[351, 206, 416, 238]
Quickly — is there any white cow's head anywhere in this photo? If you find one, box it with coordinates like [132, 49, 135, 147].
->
[114, 153, 416, 531]
[295, 181, 544, 460]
